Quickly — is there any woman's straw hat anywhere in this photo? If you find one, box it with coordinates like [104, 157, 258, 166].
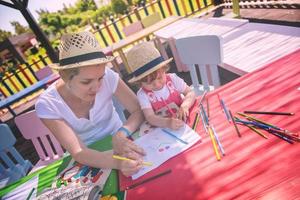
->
[127, 42, 173, 83]
[49, 31, 114, 70]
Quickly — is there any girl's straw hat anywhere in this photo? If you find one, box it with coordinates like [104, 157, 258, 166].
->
[127, 42, 173, 83]
[49, 31, 114, 70]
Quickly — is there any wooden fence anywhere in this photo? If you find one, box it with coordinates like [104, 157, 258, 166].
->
[0, 0, 214, 97]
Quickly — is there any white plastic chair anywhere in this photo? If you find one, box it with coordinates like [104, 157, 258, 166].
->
[175, 35, 223, 95]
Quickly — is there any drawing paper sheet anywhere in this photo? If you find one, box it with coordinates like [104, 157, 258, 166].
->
[2, 175, 38, 200]
[132, 124, 201, 179]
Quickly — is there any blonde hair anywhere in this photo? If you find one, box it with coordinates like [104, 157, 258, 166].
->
[59, 67, 79, 81]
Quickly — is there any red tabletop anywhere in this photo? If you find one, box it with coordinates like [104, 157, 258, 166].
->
[120, 49, 300, 200]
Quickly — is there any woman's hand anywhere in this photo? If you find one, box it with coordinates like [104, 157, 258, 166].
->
[167, 117, 184, 130]
[177, 105, 189, 122]
[118, 159, 143, 177]
[112, 132, 146, 160]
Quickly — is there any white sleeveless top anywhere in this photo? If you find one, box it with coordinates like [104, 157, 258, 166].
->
[35, 67, 122, 145]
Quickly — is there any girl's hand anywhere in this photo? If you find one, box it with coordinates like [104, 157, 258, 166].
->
[112, 132, 146, 160]
[177, 105, 189, 122]
[167, 117, 184, 130]
[118, 159, 143, 177]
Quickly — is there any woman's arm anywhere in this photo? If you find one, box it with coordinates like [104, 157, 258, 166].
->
[113, 78, 146, 158]
[178, 86, 196, 121]
[114, 78, 144, 132]
[41, 118, 142, 176]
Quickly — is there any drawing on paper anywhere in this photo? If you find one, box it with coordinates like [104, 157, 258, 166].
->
[53, 160, 111, 189]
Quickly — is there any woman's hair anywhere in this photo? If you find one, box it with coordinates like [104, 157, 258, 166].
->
[134, 65, 170, 86]
[59, 68, 80, 81]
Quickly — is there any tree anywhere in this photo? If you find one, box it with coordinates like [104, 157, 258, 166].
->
[0, 29, 12, 42]
[75, 0, 97, 12]
[111, 0, 128, 15]
[10, 21, 29, 35]
[39, 12, 65, 36]
[133, 0, 145, 6]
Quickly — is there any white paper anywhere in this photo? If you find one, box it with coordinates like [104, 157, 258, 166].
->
[2, 175, 38, 200]
[132, 124, 201, 179]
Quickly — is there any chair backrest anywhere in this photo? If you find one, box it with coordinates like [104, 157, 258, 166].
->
[141, 12, 161, 28]
[14, 110, 64, 161]
[122, 21, 144, 37]
[176, 35, 223, 95]
[35, 66, 53, 80]
[0, 124, 32, 176]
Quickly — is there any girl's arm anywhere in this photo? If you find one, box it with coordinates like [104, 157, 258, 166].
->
[178, 86, 196, 121]
[113, 78, 146, 158]
[41, 118, 142, 176]
[143, 108, 184, 130]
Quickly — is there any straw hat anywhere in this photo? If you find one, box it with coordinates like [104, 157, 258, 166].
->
[128, 42, 173, 83]
[49, 31, 114, 70]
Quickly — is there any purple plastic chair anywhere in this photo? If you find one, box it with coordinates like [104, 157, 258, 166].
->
[15, 110, 65, 173]
[122, 21, 143, 37]
[35, 66, 53, 80]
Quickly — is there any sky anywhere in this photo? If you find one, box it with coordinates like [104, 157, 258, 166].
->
[0, 0, 77, 33]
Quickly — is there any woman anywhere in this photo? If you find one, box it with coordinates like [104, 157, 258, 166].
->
[35, 31, 145, 176]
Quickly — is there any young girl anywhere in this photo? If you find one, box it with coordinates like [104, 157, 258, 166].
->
[127, 42, 196, 131]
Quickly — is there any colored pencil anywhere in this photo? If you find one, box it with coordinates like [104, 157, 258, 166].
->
[236, 117, 296, 142]
[113, 155, 153, 166]
[217, 94, 231, 122]
[26, 188, 35, 200]
[244, 111, 294, 116]
[126, 169, 172, 190]
[162, 129, 188, 145]
[199, 110, 208, 134]
[192, 113, 200, 130]
[237, 112, 282, 130]
[208, 126, 221, 161]
[235, 118, 271, 130]
[199, 90, 208, 105]
[200, 104, 209, 125]
[243, 124, 268, 139]
[194, 115, 201, 131]
[206, 97, 209, 118]
[211, 126, 225, 156]
[268, 130, 294, 144]
[268, 128, 299, 142]
[229, 110, 241, 137]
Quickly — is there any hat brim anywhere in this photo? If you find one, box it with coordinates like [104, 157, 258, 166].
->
[49, 56, 115, 70]
[128, 58, 173, 83]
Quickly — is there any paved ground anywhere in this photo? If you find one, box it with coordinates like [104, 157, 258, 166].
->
[1, 3, 299, 165]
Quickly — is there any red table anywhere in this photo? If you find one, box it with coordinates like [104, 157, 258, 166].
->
[120, 49, 300, 200]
